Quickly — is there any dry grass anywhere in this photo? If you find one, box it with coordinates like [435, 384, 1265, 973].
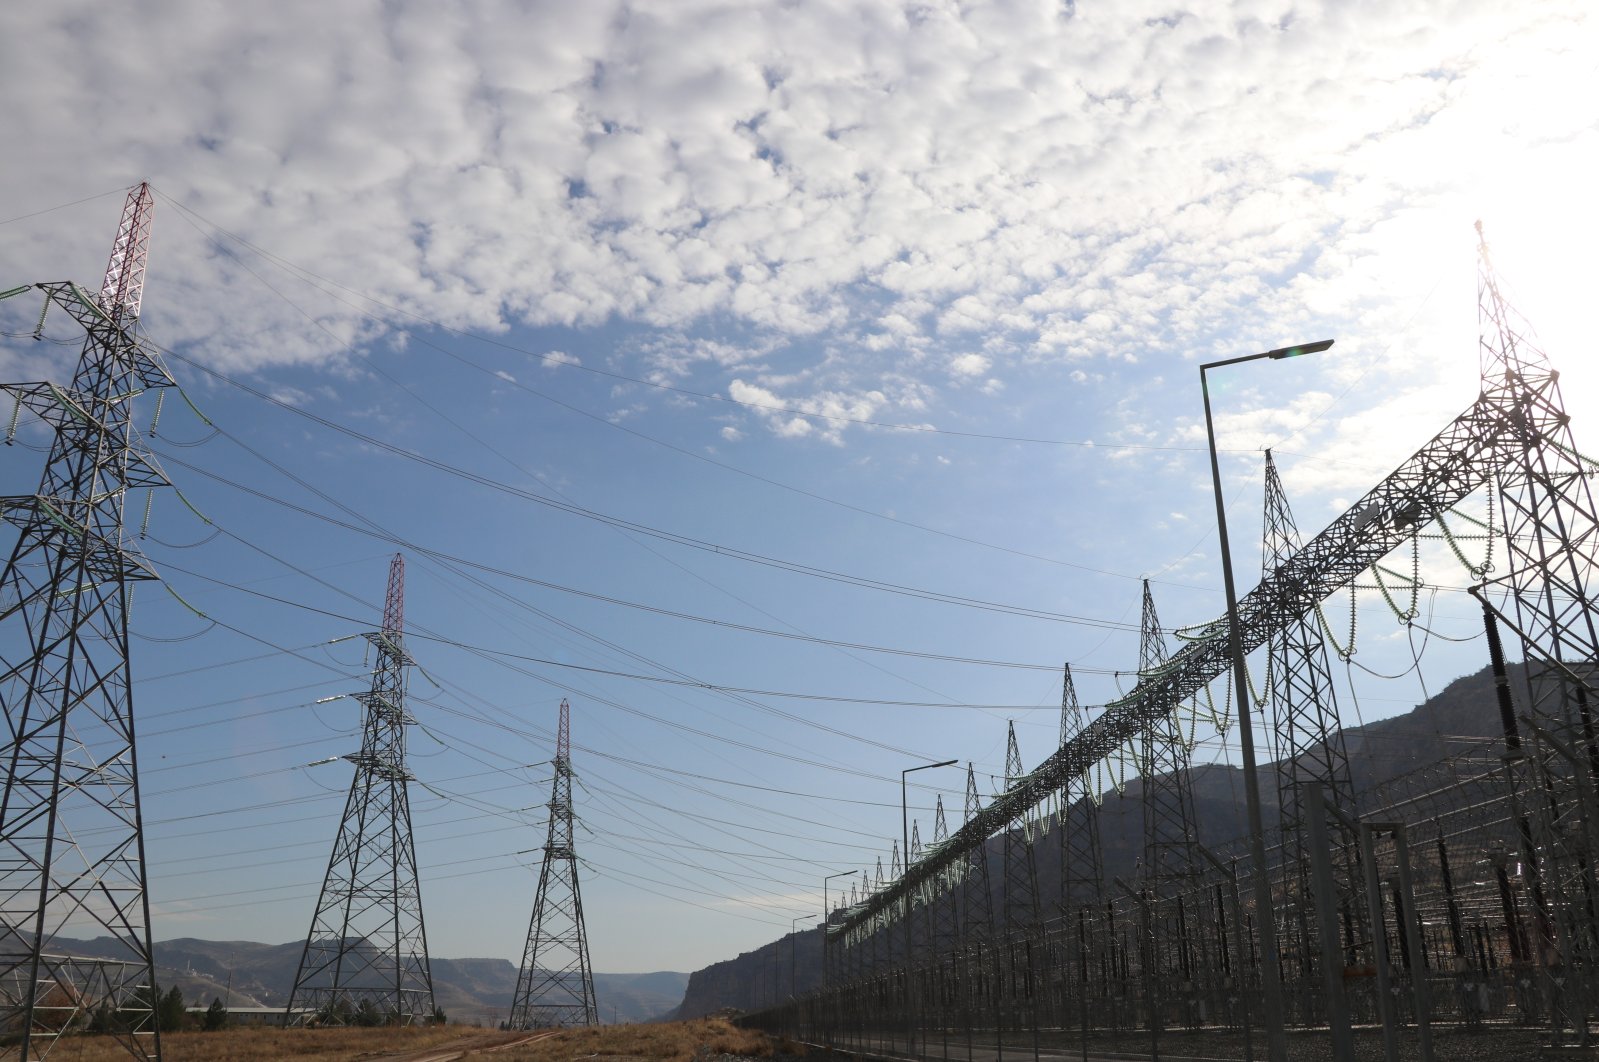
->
[37, 1023, 473, 1061]
[33, 1020, 804, 1062]
[472, 1019, 806, 1062]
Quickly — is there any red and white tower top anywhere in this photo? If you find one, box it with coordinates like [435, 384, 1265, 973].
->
[100, 182, 155, 324]
[557, 698, 571, 763]
[382, 553, 405, 638]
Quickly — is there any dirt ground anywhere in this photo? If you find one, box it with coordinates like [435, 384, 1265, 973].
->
[26, 1017, 803, 1062]
[36, 1020, 1576, 1062]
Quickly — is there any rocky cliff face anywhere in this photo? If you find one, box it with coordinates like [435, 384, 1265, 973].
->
[672, 928, 822, 1019]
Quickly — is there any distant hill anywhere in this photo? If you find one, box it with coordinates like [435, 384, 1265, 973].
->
[671, 926, 823, 1020]
[29, 936, 684, 1026]
[669, 661, 1522, 1018]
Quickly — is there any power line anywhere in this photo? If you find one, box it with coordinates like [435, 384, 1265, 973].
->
[151, 458, 1137, 660]
[0, 186, 129, 228]
[157, 565, 1062, 709]
[148, 396, 1135, 628]
[145, 411, 1091, 771]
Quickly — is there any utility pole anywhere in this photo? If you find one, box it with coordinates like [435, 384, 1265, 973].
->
[288, 554, 435, 1026]
[0, 182, 172, 1061]
[509, 699, 598, 1028]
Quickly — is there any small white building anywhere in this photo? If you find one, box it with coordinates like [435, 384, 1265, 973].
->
[185, 1005, 316, 1027]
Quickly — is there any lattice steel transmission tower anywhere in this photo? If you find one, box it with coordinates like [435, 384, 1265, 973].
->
[1000, 722, 1041, 1034]
[959, 763, 994, 948]
[1137, 581, 1198, 885]
[288, 554, 435, 1026]
[1135, 580, 1209, 1031]
[1000, 722, 1040, 939]
[509, 698, 597, 1029]
[1057, 665, 1107, 1015]
[1057, 665, 1103, 912]
[1474, 220, 1599, 1036]
[1262, 450, 1356, 830]
[921, 796, 959, 972]
[0, 183, 171, 1061]
[1261, 449, 1363, 1003]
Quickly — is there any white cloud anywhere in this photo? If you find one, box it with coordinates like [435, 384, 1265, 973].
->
[267, 386, 315, 407]
[728, 376, 889, 445]
[494, 369, 516, 383]
[540, 350, 580, 370]
[948, 353, 990, 377]
[1, 0, 1593, 435]
[774, 416, 814, 439]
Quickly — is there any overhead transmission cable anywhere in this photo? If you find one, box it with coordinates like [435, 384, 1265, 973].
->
[152, 206, 1143, 739]
[156, 444, 1134, 662]
[143, 556, 968, 861]
[146, 378, 1137, 629]
[159, 567, 1057, 709]
[143, 391, 1043, 767]
[143, 436, 1035, 773]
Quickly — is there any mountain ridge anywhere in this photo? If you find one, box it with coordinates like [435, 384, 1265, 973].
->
[38, 935, 685, 1027]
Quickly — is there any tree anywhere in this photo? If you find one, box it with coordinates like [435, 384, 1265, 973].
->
[431, 1006, 447, 1025]
[204, 997, 229, 1031]
[118, 984, 157, 1032]
[158, 986, 187, 1032]
[318, 997, 355, 1027]
[87, 1001, 116, 1034]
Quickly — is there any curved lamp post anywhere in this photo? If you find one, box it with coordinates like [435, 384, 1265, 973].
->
[902, 759, 958, 870]
[1201, 338, 1333, 1062]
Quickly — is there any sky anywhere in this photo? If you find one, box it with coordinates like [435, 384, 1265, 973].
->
[1, 0, 1598, 994]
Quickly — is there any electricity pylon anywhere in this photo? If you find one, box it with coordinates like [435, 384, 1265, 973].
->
[288, 554, 435, 1026]
[1137, 581, 1198, 885]
[0, 183, 171, 1061]
[509, 699, 597, 1028]
[1261, 449, 1363, 1007]
[1001, 722, 1040, 939]
[1058, 665, 1103, 911]
[1473, 220, 1599, 1038]
[1058, 665, 1106, 1016]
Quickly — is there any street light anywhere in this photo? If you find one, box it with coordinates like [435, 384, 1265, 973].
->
[1200, 337, 1333, 1062]
[823, 870, 857, 925]
[900, 759, 956, 1057]
[902, 759, 959, 876]
[792, 915, 807, 999]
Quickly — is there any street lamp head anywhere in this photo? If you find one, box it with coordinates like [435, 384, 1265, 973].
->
[1266, 338, 1334, 360]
